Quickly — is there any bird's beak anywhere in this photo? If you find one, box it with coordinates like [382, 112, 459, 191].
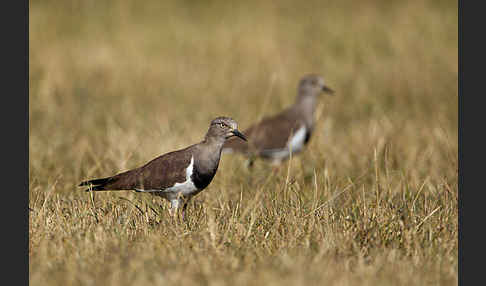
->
[231, 129, 247, 141]
[322, 85, 335, 95]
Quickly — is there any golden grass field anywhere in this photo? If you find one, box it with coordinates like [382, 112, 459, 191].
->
[29, 0, 458, 285]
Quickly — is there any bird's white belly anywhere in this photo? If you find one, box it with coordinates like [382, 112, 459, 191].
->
[135, 156, 198, 201]
[161, 178, 198, 200]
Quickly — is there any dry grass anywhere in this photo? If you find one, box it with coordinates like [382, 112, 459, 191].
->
[29, 0, 458, 285]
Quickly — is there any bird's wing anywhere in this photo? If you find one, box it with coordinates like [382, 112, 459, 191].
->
[223, 108, 303, 154]
[100, 147, 194, 191]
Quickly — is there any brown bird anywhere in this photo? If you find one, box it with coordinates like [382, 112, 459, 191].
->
[79, 117, 247, 218]
[223, 74, 334, 165]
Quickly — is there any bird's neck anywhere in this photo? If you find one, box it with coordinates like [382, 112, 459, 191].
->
[202, 135, 226, 149]
[198, 137, 224, 167]
[294, 95, 318, 127]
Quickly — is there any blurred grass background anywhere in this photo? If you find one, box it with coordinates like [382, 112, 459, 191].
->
[29, 0, 458, 285]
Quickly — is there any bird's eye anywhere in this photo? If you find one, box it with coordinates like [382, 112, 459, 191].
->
[220, 123, 225, 128]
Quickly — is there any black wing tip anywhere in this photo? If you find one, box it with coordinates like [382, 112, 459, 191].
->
[79, 180, 96, 187]
[79, 177, 111, 186]
[78, 177, 113, 192]
[83, 185, 107, 192]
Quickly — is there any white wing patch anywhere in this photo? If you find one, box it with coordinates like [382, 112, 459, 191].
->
[260, 125, 307, 160]
[171, 156, 196, 193]
[287, 125, 307, 153]
[135, 156, 198, 201]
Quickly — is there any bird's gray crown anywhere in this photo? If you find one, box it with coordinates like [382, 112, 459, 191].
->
[210, 117, 238, 130]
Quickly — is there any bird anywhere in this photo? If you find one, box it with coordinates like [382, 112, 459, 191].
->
[222, 74, 334, 165]
[79, 116, 247, 218]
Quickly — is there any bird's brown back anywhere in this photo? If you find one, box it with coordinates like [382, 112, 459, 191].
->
[103, 146, 194, 191]
[223, 108, 304, 155]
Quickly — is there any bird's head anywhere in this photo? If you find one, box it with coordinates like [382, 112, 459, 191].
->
[206, 117, 247, 142]
[297, 74, 335, 98]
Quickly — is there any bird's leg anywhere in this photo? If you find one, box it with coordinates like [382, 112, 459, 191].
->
[243, 152, 257, 170]
[245, 157, 255, 169]
[271, 159, 283, 172]
[170, 197, 189, 224]
[182, 201, 189, 221]
[169, 199, 181, 217]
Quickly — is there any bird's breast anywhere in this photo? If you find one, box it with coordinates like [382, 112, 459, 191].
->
[191, 163, 218, 190]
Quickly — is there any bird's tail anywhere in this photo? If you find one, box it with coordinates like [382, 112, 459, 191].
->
[78, 176, 113, 192]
